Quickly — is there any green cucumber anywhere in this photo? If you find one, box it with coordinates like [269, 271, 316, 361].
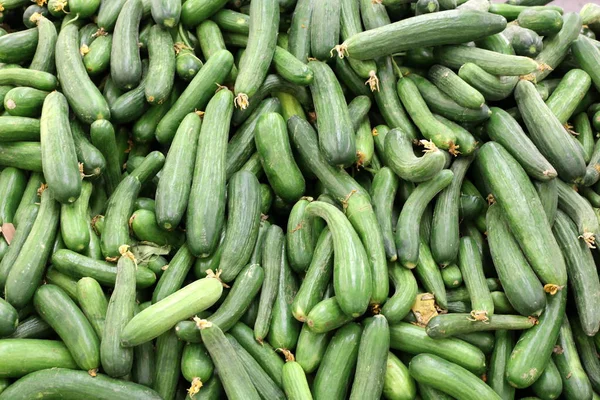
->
[428, 64, 485, 109]
[0, 116, 40, 142]
[458, 236, 494, 318]
[130, 209, 185, 248]
[56, 24, 110, 123]
[133, 87, 179, 143]
[0, 28, 38, 64]
[69, 119, 106, 179]
[60, 180, 91, 253]
[546, 69, 592, 125]
[355, 116, 374, 167]
[4, 188, 59, 309]
[109, 60, 151, 124]
[180, 0, 228, 27]
[349, 315, 389, 400]
[34, 284, 100, 371]
[572, 35, 600, 94]
[553, 210, 600, 336]
[194, 228, 226, 278]
[196, 20, 238, 83]
[101, 251, 136, 377]
[475, 141, 567, 286]
[273, 46, 314, 86]
[121, 275, 223, 346]
[308, 60, 355, 167]
[415, 239, 448, 309]
[131, 305, 155, 388]
[8, 315, 52, 339]
[574, 112, 594, 163]
[286, 198, 316, 273]
[281, 350, 311, 400]
[556, 179, 599, 240]
[83, 33, 112, 76]
[152, 244, 194, 303]
[0, 339, 77, 378]
[145, 25, 175, 105]
[383, 352, 416, 400]
[287, 0, 312, 62]
[13, 172, 42, 226]
[503, 24, 543, 57]
[486, 203, 546, 317]
[0, 167, 26, 225]
[572, 316, 600, 394]
[3, 87, 47, 118]
[30, 15, 56, 73]
[295, 324, 331, 374]
[249, 219, 269, 265]
[256, 112, 305, 203]
[506, 290, 566, 388]
[409, 354, 501, 400]
[156, 50, 233, 144]
[111, 0, 143, 90]
[533, 178, 558, 226]
[218, 171, 261, 282]
[313, 322, 362, 400]
[306, 297, 353, 334]
[441, 264, 462, 289]
[40, 91, 81, 204]
[415, 0, 440, 14]
[181, 342, 213, 395]
[45, 268, 79, 301]
[531, 358, 563, 400]
[310, 0, 339, 61]
[175, 47, 203, 82]
[89, 120, 122, 196]
[77, 277, 108, 339]
[212, 9, 249, 34]
[517, 9, 563, 35]
[433, 115, 478, 156]
[153, 329, 183, 400]
[426, 314, 536, 338]
[435, 44, 538, 75]
[151, 0, 181, 27]
[371, 168, 399, 261]
[585, 140, 600, 187]
[0, 298, 17, 337]
[488, 330, 515, 400]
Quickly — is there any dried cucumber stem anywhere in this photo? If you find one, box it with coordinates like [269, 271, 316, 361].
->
[91, 215, 103, 235]
[205, 269, 230, 288]
[187, 377, 203, 398]
[80, 45, 90, 56]
[365, 70, 380, 92]
[37, 183, 48, 196]
[579, 231, 596, 249]
[5, 99, 15, 110]
[467, 310, 489, 322]
[331, 45, 349, 59]
[543, 283, 564, 295]
[278, 348, 295, 362]
[118, 244, 137, 264]
[29, 12, 43, 23]
[88, 368, 98, 377]
[193, 317, 212, 330]
[420, 140, 438, 154]
[486, 194, 496, 205]
[448, 142, 461, 156]
[234, 93, 249, 110]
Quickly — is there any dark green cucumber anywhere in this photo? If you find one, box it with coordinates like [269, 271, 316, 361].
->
[488, 330, 515, 400]
[572, 35, 600, 94]
[130, 209, 185, 248]
[295, 324, 331, 374]
[89, 119, 122, 196]
[517, 8, 563, 35]
[486, 203, 546, 317]
[475, 141, 567, 286]
[556, 179, 599, 240]
[428, 64, 485, 109]
[109, 60, 151, 124]
[426, 314, 536, 338]
[52, 250, 156, 289]
[175, 47, 203, 82]
[533, 178, 558, 226]
[396, 170, 454, 268]
[60, 180, 91, 252]
[506, 290, 566, 388]
[69, 119, 106, 179]
[309, 0, 339, 61]
[131, 305, 155, 388]
[156, 50, 233, 144]
[111, 0, 143, 90]
[415, 239, 448, 309]
[0, 166, 26, 225]
[409, 354, 501, 400]
[152, 244, 194, 303]
[503, 24, 543, 57]
[256, 112, 305, 203]
[306, 297, 353, 334]
[77, 277, 108, 339]
[194, 228, 226, 279]
[151, 0, 180, 27]
[8, 315, 52, 339]
[145, 25, 175, 105]
[153, 328, 184, 400]
[0, 116, 40, 142]
[249, 219, 269, 265]
[553, 210, 600, 336]
[83, 33, 112, 76]
[390, 322, 485, 374]
[13, 172, 42, 227]
[33, 284, 100, 371]
[45, 268, 79, 301]
[0, 298, 17, 337]
[458, 236, 494, 318]
[4, 188, 59, 309]
[3, 87, 47, 118]
[431, 156, 472, 266]
[313, 322, 362, 400]
[574, 112, 594, 163]
[585, 139, 600, 187]
[435, 44, 538, 75]
[545, 69, 592, 125]
[459, 63, 517, 102]
[133, 87, 179, 143]
[355, 116, 374, 168]
[40, 91, 81, 204]
[531, 358, 563, 400]
[254, 225, 283, 341]
[218, 171, 261, 282]
[308, 60, 355, 167]
[287, 0, 312, 62]
[56, 24, 110, 123]
[101, 251, 136, 377]
[371, 168, 399, 261]
[180, 0, 228, 27]
[29, 14, 56, 73]
[0, 339, 78, 378]
[286, 198, 316, 273]
[181, 342, 213, 395]
[415, 0, 439, 15]
[0, 28, 38, 64]
[572, 315, 600, 394]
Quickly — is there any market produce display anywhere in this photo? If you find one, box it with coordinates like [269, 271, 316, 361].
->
[1, 0, 600, 399]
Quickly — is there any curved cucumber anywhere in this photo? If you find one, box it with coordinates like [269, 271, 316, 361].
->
[287, 0, 312, 63]
[532, 358, 563, 400]
[286, 198, 316, 273]
[306, 297, 353, 334]
[60, 180, 92, 252]
[371, 168, 399, 261]
[70, 119, 106, 179]
[111, 0, 143, 90]
[556, 179, 599, 241]
[76, 277, 108, 339]
[83, 34, 112, 76]
[3, 87, 47, 118]
[381, 262, 418, 323]
[435, 44, 538, 75]
[458, 63, 518, 102]
[145, 25, 175, 105]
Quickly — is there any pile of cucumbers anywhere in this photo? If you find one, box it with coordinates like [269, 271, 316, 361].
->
[2, 0, 600, 398]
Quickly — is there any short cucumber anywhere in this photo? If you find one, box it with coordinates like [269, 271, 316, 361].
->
[152, 244, 195, 303]
[295, 324, 331, 374]
[531, 358, 563, 400]
[83, 33, 112, 76]
[371, 168, 399, 261]
[310, 0, 339, 61]
[76, 277, 108, 339]
[69, 119, 106, 179]
[503, 24, 543, 57]
[89, 120, 122, 196]
[3, 87, 47, 118]
[130, 209, 185, 248]
[286, 198, 316, 273]
[556, 179, 599, 241]
[383, 352, 416, 400]
[0, 299, 17, 337]
[60, 180, 91, 253]
[0, 28, 38, 64]
[441, 264, 462, 289]
[145, 25, 175, 105]
[111, 0, 143, 90]
[181, 342, 213, 395]
[280, 350, 311, 400]
[546, 69, 592, 125]
[428, 64, 485, 109]
[151, 0, 181, 27]
[517, 8, 563, 36]
[0, 339, 77, 378]
[574, 112, 594, 163]
[306, 297, 353, 334]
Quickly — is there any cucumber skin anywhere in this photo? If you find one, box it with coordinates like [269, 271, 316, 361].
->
[60, 180, 91, 253]
[295, 324, 331, 374]
[458, 236, 494, 317]
[0, 298, 18, 338]
[152, 329, 184, 400]
[181, 0, 229, 28]
[0, 339, 78, 378]
[288, 0, 312, 63]
[151, 0, 181, 27]
[310, 0, 340, 61]
[0, 167, 26, 225]
[282, 358, 312, 400]
[77, 277, 108, 339]
[371, 167, 399, 261]
[572, 35, 600, 94]
[111, 0, 143, 90]
[532, 358, 563, 400]
[488, 330, 515, 400]
[381, 263, 418, 324]
[145, 25, 175, 105]
[286, 199, 315, 273]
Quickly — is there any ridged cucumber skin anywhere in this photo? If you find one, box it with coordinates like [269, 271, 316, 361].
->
[503, 25, 543, 57]
[546, 69, 592, 125]
[310, 0, 340, 61]
[409, 354, 501, 400]
[428, 64, 485, 109]
[574, 112, 594, 163]
[89, 120, 121, 197]
[0, 204, 39, 291]
[199, 321, 261, 400]
[381, 263, 418, 323]
[295, 324, 331, 374]
[531, 358, 563, 400]
[3, 87, 47, 118]
[552, 317, 594, 400]
[458, 236, 494, 317]
[111, 0, 143, 90]
[390, 322, 486, 374]
[506, 290, 566, 388]
[287, 0, 312, 63]
[0, 298, 18, 337]
[0, 28, 38, 64]
[101, 253, 136, 378]
[234, 0, 278, 105]
[371, 168, 398, 261]
[254, 225, 283, 341]
[415, 239, 448, 309]
[60, 180, 92, 253]
[40, 92, 81, 204]
[181, 0, 228, 28]
[396, 170, 454, 268]
[488, 330, 515, 400]
[218, 171, 262, 282]
[77, 277, 108, 339]
[384, 128, 446, 183]
[572, 35, 600, 94]
[486, 203, 546, 317]
[430, 157, 472, 266]
[553, 210, 600, 336]
[4, 189, 59, 309]
[121, 276, 223, 347]
[151, 0, 181, 27]
[306, 201, 371, 318]
[435, 44, 538, 75]
[344, 10, 506, 60]
[486, 107, 556, 180]
[155, 113, 200, 231]
[572, 316, 600, 394]
[427, 314, 536, 338]
[0, 339, 78, 378]
[144, 26, 175, 105]
[83, 34, 112, 76]
[349, 315, 389, 400]
[286, 199, 315, 273]
[533, 178, 558, 226]
[308, 61, 356, 167]
[152, 329, 183, 400]
[0, 167, 26, 225]
[475, 142, 567, 286]
[55, 24, 110, 123]
[556, 179, 599, 238]
[156, 50, 233, 144]
[0, 368, 162, 400]
[181, 342, 213, 386]
[517, 9, 563, 36]
[313, 322, 362, 400]
[69, 119, 106, 179]
[33, 284, 100, 371]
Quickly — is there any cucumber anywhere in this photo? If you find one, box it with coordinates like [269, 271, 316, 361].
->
[196, 20, 238, 83]
[109, 60, 151, 124]
[0, 204, 38, 291]
[517, 8, 563, 36]
[0, 298, 17, 337]
[306, 297, 353, 334]
[155, 112, 199, 231]
[341, 10, 506, 60]
[45, 268, 79, 301]
[310, 0, 339, 61]
[308, 60, 356, 167]
[181, 342, 213, 396]
[89, 119, 122, 196]
[121, 275, 223, 346]
[553, 210, 600, 336]
[428, 64, 485, 109]
[7, 315, 52, 340]
[212, 9, 249, 34]
[506, 290, 566, 388]
[458, 62, 518, 102]
[409, 354, 501, 400]
[156, 50, 233, 144]
[553, 317, 594, 400]
[145, 25, 175, 105]
[0, 167, 26, 225]
[546, 69, 592, 125]
[486, 203, 546, 317]
[101, 250, 136, 377]
[34, 284, 100, 371]
[313, 322, 362, 400]
[384, 128, 446, 183]
[181, 0, 228, 28]
[0, 28, 38, 64]
[83, 33, 112, 76]
[60, 180, 91, 252]
[475, 141, 567, 286]
[572, 316, 600, 394]
[0, 116, 40, 142]
[152, 329, 183, 400]
[427, 313, 536, 338]
[131, 210, 185, 249]
[3, 87, 47, 118]
[458, 236, 494, 319]
[77, 277, 108, 339]
[533, 178, 558, 226]
[233, 0, 278, 108]
[435, 44, 538, 75]
[152, 244, 194, 304]
[556, 179, 599, 241]
[151, 0, 180, 27]
[4, 188, 59, 309]
[572, 35, 600, 94]
[13, 172, 42, 227]
[295, 324, 331, 374]
[371, 168, 399, 261]
[488, 330, 515, 400]
[286, 198, 316, 273]
[0, 339, 78, 378]
[69, 0, 100, 17]
[415, 0, 439, 15]
[40, 91, 81, 204]
[256, 112, 305, 203]
[390, 322, 485, 374]
[503, 24, 543, 57]
[382, 352, 416, 400]
[131, 307, 154, 388]
[111, 0, 143, 90]
[574, 113, 594, 163]
[68, 120, 105, 179]
[433, 115, 478, 156]
[441, 264, 462, 289]
[197, 320, 261, 400]
[380, 263, 417, 323]
[0, 368, 162, 400]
